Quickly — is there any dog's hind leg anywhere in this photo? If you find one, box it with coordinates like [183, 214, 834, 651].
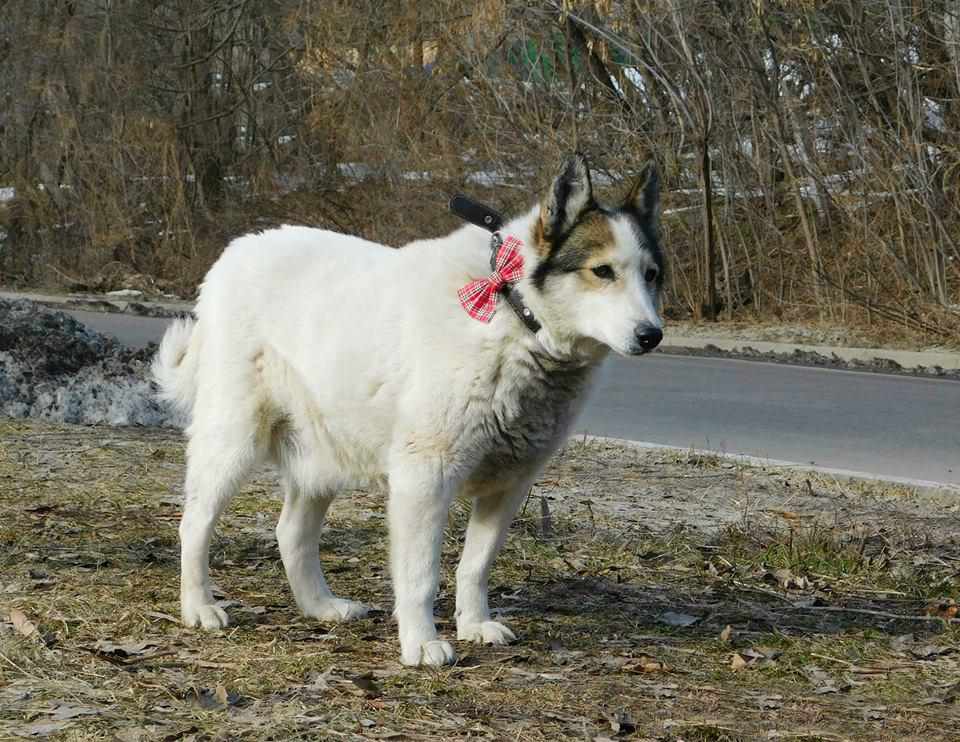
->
[387, 453, 458, 667]
[454, 479, 531, 645]
[276, 478, 368, 622]
[179, 429, 256, 630]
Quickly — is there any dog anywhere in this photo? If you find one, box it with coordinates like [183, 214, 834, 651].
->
[152, 154, 664, 666]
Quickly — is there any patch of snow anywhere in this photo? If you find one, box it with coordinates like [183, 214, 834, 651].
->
[400, 170, 432, 182]
[623, 66, 645, 93]
[0, 299, 179, 427]
[924, 98, 945, 132]
[0, 186, 14, 203]
[337, 162, 374, 180]
[822, 33, 842, 52]
[465, 170, 509, 187]
[591, 172, 615, 187]
[662, 206, 699, 216]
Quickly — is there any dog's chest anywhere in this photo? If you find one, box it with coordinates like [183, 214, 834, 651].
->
[468, 356, 592, 475]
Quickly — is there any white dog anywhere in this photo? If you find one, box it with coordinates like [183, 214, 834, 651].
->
[153, 154, 664, 666]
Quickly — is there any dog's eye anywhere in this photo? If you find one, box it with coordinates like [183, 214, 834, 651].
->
[591, 265, 616, 281]
[644, 267, 659, 283]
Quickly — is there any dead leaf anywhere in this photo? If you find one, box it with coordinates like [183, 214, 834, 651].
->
[767, 567, 809, 590]
[730, 653, 749, 671]
[732, 646, 781, 670]
[621, 655, 666, 673]
[214, 685, 229, 707]
[10, 608, 36, 637]
[924, 598, 958, 620]
[748, 646, 782, 661]
[94, 638, 162, 658]
[188, 686, 241, 710]
[658, 611, 699, 627]
[803, 665, 850, 694]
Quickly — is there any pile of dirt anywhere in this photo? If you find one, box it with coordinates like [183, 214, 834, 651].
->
[0, 299, 176, 426]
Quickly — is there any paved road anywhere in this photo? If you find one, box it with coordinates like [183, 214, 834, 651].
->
[66, 309, 960, 487]
[581, 355, 959, 486]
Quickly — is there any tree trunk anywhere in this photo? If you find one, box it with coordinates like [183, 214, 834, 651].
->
[700, 135, 718, 321]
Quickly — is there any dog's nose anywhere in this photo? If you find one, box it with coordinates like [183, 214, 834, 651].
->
[634, 325, 663, 352]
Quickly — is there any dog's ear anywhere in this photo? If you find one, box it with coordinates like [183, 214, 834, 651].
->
[539, 153, 594, 244]
[624, 161, 659, 223]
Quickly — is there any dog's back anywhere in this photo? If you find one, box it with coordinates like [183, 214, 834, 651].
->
[153, 223, 500, 482]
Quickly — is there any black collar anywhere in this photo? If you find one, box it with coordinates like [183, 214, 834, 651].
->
[449, 194, 542, 334]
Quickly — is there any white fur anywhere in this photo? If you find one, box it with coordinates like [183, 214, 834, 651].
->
[153, 199, 660, 666]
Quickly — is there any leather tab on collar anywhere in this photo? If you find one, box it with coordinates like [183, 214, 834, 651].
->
[487, 234, 541, 333]
[502, 284, 542, 333]
[449, 194, 503, 233]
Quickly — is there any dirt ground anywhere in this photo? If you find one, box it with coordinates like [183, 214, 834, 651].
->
[1, 419, 958, 741]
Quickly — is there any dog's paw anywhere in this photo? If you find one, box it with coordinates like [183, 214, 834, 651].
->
[401, 639, 457, 667]
[182, 602, 229, 630]
[302, 597, 369, 623]
[457, 620, 516, 645]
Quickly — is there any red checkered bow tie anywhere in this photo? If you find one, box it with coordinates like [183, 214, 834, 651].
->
[457, 234, 525, 323]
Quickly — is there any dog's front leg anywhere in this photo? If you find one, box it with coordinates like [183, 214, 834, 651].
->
[388, 455, 457, 667]
[455, 481, 529, 645]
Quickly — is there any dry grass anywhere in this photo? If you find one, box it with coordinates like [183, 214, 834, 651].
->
[1, 419, 958, 740]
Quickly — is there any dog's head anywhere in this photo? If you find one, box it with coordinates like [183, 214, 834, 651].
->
[526, 154, 664, 357]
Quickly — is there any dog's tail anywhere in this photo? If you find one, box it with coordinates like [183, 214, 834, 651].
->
[152, 316, 201, 418]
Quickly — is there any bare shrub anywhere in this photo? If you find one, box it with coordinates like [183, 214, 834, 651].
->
[0, 1, 957, 338]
